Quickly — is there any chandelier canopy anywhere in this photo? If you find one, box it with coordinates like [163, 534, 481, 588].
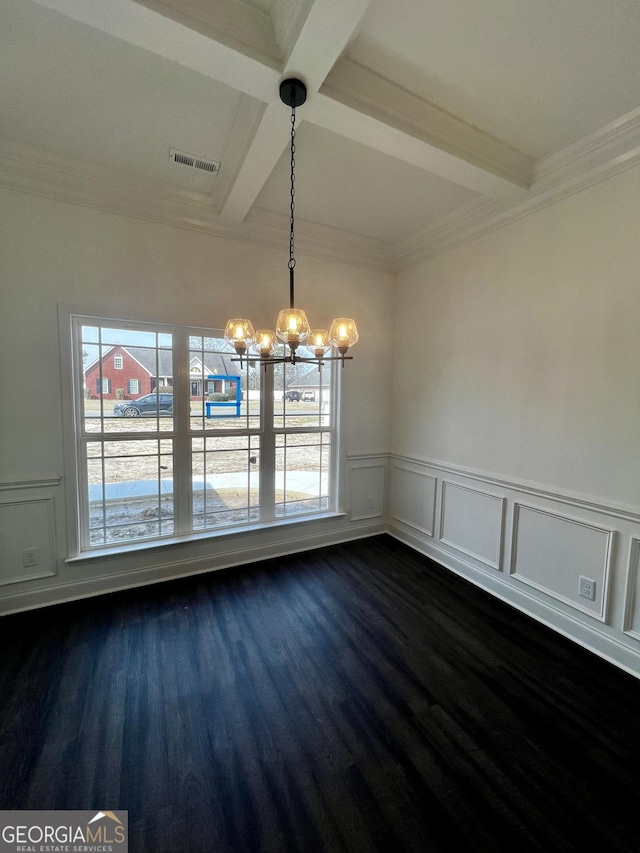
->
[224, 78, 358, 369]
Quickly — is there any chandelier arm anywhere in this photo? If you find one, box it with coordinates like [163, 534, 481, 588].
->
[231, 356, 353, 366]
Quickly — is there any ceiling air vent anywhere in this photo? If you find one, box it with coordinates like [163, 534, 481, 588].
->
[169, 148, 220, 176]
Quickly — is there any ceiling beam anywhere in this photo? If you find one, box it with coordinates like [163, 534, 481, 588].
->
[214, 95, 267, 214]
[318, 58, 533, 202]
[309, 93, 530, 204]
[271, 0, 312, 60]
[284, 0, 371, 91]
[218, 102, 288, 222]
[32, 0, 531, 214]
[220, 0, 372, 222]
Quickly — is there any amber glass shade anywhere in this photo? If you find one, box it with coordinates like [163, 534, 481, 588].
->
[224, 319, 255, 354]
[306, 329, 331, 358]
[329, 318, 359, 353]
[276, 309, 310, 349]
[252, 329, 277, 358]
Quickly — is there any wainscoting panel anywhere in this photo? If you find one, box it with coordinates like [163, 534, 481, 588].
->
[511, 504, 613, 620]
[348, 457, 386, 521]
[0, 498, 57, 585]
[390, 462, 436, 536]
[440, 481, 505, 570]
[623, 538, 640, 640]
[387, 454, 640, 679]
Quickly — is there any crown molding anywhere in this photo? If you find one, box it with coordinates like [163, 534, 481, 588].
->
[396, 197, 499, 270]
[245, 207, 395, 272]
[0, 139, 218, 212]
[2, 103, 638, 276]
[396, 106, 640, 270]
[0, 139, 395, 273]
[534, 106, 640, 185]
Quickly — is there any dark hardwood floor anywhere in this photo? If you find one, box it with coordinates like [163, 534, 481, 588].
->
[1, 534, 640, 852]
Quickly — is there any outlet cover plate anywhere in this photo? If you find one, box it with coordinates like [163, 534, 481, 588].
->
[22, 547, 40, 567]
[579, 575, 596, 601]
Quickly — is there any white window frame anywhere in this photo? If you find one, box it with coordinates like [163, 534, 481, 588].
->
[114, 354, 123, 369]
[59, 309, 342, 558]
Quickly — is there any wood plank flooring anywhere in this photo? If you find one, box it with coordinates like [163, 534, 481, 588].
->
[1, 534, 640, 851]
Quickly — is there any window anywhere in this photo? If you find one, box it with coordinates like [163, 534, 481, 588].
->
[69, 316, 338, 553]
[114, 354, 123, 369]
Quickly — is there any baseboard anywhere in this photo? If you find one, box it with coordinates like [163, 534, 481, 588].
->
[0, 519, 385, 616]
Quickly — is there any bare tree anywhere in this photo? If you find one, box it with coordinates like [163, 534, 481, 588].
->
[189, 335, 231, 352]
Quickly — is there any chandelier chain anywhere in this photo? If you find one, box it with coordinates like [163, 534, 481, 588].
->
[288, 102, 296, 271]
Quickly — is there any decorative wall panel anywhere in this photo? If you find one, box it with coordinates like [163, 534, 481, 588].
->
[349, 458, 386, 521]
[0, 498, 56, 585]
[390, 463, 436, 536]
[440, 481, 504, 570]
[623, 538, 640, 639]
[511, 504, 613, 620]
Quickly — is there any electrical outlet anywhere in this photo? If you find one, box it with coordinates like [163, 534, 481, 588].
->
[22, 547, 40, 568]
[579, 576, 596, 601]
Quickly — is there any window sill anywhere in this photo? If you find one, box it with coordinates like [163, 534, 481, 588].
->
[65, 511, 347, 563]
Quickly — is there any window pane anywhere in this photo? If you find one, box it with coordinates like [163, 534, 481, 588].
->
[274, 362, 332, 429]
[188, 334, 260, 432]
[275, 432, 331, 517]
[86, 439, 174, 546]
[192, 435, 259, 529]
[82, 325, 173, 434]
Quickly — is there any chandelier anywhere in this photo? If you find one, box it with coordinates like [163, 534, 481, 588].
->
[224, 78, 358, 369]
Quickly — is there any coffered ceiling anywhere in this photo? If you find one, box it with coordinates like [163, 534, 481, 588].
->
[2, 0, 639, 269]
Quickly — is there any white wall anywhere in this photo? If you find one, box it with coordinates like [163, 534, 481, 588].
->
[0, 187, 393, 611]
[389, 164, 640, 676]
[392, 165, 640, 506]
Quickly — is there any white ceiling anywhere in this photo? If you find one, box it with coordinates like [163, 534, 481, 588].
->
[353, 0, 640, 159]
[3, 0, 244, 192]
[2, 0, 639, 263]
[255, 122, 479, 244]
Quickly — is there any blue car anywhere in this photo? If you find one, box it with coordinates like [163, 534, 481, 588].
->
[113, 393, 173, 417]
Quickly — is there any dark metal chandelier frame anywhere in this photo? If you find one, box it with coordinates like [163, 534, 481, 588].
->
[225, 78, 358, 371]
